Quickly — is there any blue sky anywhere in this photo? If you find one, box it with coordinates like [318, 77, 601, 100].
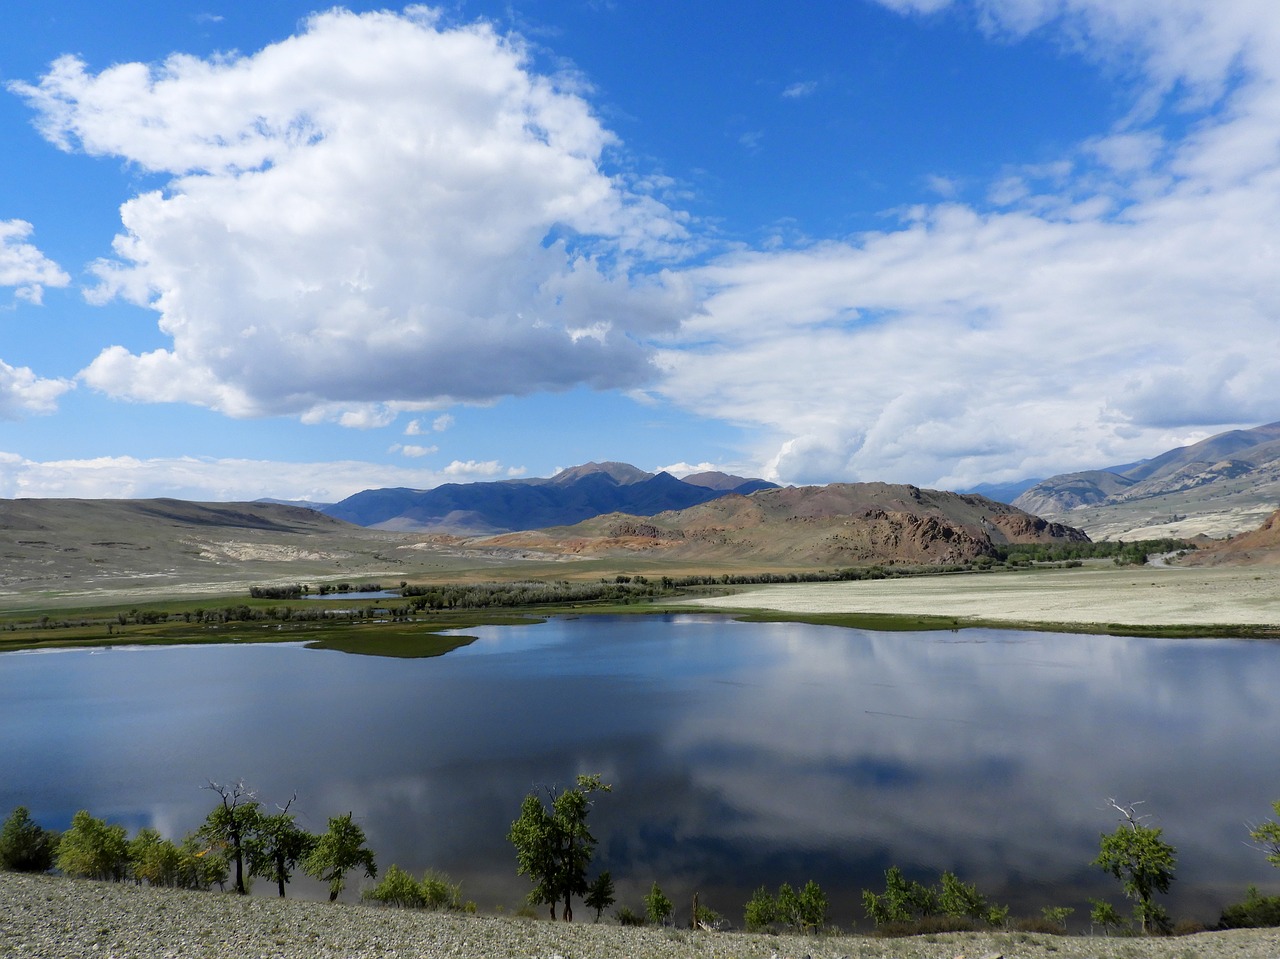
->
[1, 0, 1277, 502]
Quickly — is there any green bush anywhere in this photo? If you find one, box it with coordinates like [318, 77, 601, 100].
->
[615, 905, 646, 926]
[1220, 886, 1280, 929]
[0, 807, 58, 873]
[645, 881, 673, 925]
[56, 810, 128, 881]
[363, 865, 462, 910]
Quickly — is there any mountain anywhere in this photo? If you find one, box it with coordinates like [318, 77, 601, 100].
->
[482, 482, 1089, 566]
[1012, 422, 1280, 540]
[321, 462, 779, 533]
[1180, 508, 1280, 566]
[962, 478, 1044, 505]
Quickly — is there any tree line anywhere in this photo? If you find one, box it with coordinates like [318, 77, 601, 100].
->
[0, 781, 376, 901]
[6, 784, 1280, 937]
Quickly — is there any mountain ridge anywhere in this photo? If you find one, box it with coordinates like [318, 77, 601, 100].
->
[321, 462, 778, 533]
[1012, 422, 1280, 539]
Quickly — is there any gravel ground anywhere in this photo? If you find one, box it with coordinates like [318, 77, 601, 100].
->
[4, 873, 1280, 959]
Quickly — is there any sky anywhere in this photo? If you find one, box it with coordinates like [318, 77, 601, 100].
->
[1, 0, 1278, 503]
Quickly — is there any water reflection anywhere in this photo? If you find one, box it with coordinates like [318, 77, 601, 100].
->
[2, 616, 1277, 927]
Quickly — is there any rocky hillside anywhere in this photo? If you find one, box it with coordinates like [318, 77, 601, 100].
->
[1181, 508, 1280, 566]
[1013, 422, 1280, 539]
[322, 461, 777, 533]
[484, 482, 1089, 566]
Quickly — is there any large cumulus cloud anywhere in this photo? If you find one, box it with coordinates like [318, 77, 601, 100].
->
[12, 7, 691, 422]
[655, 0, 1280, 487]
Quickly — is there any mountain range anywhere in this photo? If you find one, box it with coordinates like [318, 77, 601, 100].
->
[321, 461, 777, 533]
[1011, 421, 1280, 539]
[481, 481, 1088, 566]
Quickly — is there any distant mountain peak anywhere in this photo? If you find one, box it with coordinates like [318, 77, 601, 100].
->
[549, 461, 654, 486]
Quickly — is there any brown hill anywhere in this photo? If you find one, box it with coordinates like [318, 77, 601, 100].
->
[1180, 508, 1280, 566]
[482, 482, 1088, 566]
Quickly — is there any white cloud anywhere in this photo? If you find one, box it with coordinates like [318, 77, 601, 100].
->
[431, 413, 455, 432]
[781, 80, 817, 99]
[11, 8, 692, 422]
[0, 359, 74, 420]
[0, 452, 523, 501]
[0, 219, 70, 306]
[391, 443, 437, 458]
[655, 0, 1280, 488]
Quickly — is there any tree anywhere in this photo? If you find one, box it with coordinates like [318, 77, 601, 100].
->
[645, 881, 673, 925]
[1248, 800, 1280, 867]
[128, 827, 183, 887]
[744, 886, 777, 931]
[508, 773, 612, 921]
[177, 833, 228, 891]
[248, 797, 316, 898]
[197, 781, 261, 895]
[862, 866, 936, 925]
[747, 881, 828, 933]
[1089, 897, 1124, 935]
[1092, 799, 1177, 934]
[56, 810, 128, 881]
[0, 806, 57, 873]
[364, 864, 427, 908]
[584, 870, 615, 922]
[304, 812, 377, 902]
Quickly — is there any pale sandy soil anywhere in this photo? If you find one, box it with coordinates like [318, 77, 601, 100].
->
[689, 564, 1280, 629]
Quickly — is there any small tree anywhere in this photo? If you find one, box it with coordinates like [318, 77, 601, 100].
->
[862, 866, 936, 925]
[364, 864, 427, 908]
[178, 833, 228, 891]
[1042, 905, 1074, 930]
[197, 781, 261, 895]
[744, 885, 777, 931]
[304, 812, 377, 901]
[508, 773, 612, 921]
[248, 797, 316, 898]
[1093, 799, 1176, 934]
[1089, 897, 1124, 935]
[1248, 800, 1280, 867]
[645, 881, 673, 925]
[939, 871, 988, 921]
[0, 807, 57, 873]
[128, 827, 183, 887]
[584, 870, 615, 922]
[56, 810, 128, 881]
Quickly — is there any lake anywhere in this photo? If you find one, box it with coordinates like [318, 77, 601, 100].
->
[2, 614, 1277, 928]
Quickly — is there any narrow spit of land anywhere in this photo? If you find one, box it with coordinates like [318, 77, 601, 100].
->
[4, 873, 1280, 959]
[689, 564, 1280, 631]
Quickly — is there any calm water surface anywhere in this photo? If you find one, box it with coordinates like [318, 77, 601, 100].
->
[3, 615, 1277, 926]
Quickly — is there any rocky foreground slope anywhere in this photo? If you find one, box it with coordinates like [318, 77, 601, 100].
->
[3, 873, 1279, 959]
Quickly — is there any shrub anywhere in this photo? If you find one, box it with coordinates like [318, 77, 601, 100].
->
[615, 905, 646, 926]
[56, 810, 129, 881]
[1219, 886, 1280, 929]
[863, 866, 1006, 929]
[363, 865, 461, 910]
[645, 881, 673, 925]
[744, 886, 777, 931]
[128, 828, 184, 887]
[364, 864, 426, 908]
[0, 807, 58, 873]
